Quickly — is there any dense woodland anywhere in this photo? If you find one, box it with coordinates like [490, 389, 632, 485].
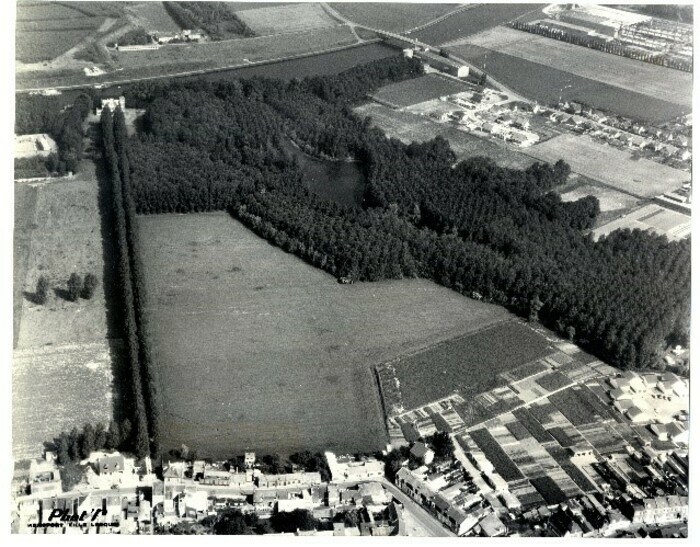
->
[121, 56, 688, 375]
[14, 94, 92, 176]
[163, 2, 254, 39]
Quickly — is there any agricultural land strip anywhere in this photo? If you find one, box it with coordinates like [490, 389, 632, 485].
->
[13, 165, 117, 459]
[449, 26, 691, 107]
[446, 44, 689, 123]
[371, 73, 472, 108]
[407, 3, 547, 45]
[330, 2, 461, 33]
[392, 321, 553, 410]
[130, 1, 181, 33]
[138, 212, 511, 458]
[527, 134, 690, 198]
[236, 3, 338, 35]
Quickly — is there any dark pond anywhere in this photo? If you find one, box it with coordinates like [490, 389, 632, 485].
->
[279, 137, 366, 210]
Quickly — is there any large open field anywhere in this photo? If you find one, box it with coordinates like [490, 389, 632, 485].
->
[331, 3, 460, 32]
[130, 1, 181, 33]
[12, 162, 117, 459]
[393, 321, 553, 410]
[372, 73, 472, 108]
[527, 134, 690, 198]
[15, 1, 121, 63]
[450, 26, 691, 108]
[113, 25, 358, 71]
[447, 44, 689, 123]
[355, 103, 535, 170]
[237, 3, 338, 35]
[409, 3, 546, 44]
[139, 212, 510, 457]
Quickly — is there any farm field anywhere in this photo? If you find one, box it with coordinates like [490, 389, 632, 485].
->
[355, 103, 534, 169]
[13, 185, 38, 349]
[15, 1, 124, 63]
[227, 2, 293, 12]
[13, 342, 115, 460]
[593, 203, 691, 242]
[113, 25, 358, 70]
[371, 73, 472, 108]
[452, 26, 691, 107]
[393, 321, 553, 410]
[130, 1, 181, 33]
[15, 174, 113, 349]
[409, 3, 546, 45]
[527, 134, 690, 198]
[13, 161, 118, 459]
[447, 44, 688, 123]
[16, 28, 100, 63]
[236, 3, 338, 35]
[331, 2, 460, 32]
[138, 212, 511, 458]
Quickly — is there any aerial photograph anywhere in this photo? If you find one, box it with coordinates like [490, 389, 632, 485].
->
[9, 0, 692, 538]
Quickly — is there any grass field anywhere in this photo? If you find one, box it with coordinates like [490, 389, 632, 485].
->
[409, 3, 546, 44]
[454, 26, 691, 108]
[448, 44, 688, 123]
[372, 73, 471, 108]
[131, 1, 181, 33]
[237, 3, 338, 35]
[593, 203, 691, 242]
[13, 342, 115, 460]
[355, 103, 534, 170]
[527, 134, 690, 198]
[137, 212, 511, 457]
[16, 2, 82, 21]
[393, 321, 553, 410]
[15, 174, 112, 349]
[13, 185, 38, 349]
[16, 28, 100, 63]
[114, 25, 358, 70]
[331, 3, 460, 32]
[13, 159, 117, 459]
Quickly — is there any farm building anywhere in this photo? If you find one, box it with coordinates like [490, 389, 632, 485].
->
[416, 50, 469, 78]
[508, 131, 539, 147]
[96, 96, 126, 116]
[14, 133, 57, 159]
[626, 406, 649, 423]
[626, 495, 688, 525]
[117, 43, 160, 52]
[325, 452, 384, 482]
[410, 442, 435, 465]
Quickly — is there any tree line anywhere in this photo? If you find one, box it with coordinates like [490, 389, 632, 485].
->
[100, 107, 160, 459]
[52, 420, 133, 465]
[123, 57, 688, 372]
[509, 21, 692, 72]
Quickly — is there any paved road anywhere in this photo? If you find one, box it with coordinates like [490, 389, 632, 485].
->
[380, 479, 455, 537]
